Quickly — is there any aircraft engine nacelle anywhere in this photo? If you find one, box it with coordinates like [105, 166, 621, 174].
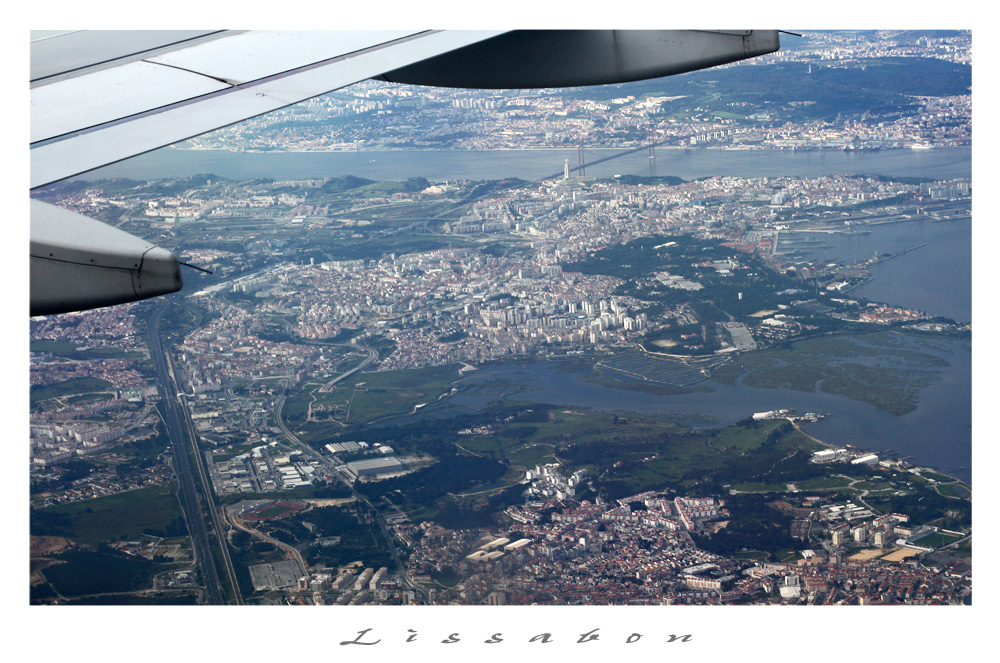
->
[30, 199, 182, 316]
[378, 30, 780, 89]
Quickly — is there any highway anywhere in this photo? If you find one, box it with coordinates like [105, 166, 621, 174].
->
[147, 303, 230, 605]
[322, 346, 378, 390]
[175, 381, 244, 604]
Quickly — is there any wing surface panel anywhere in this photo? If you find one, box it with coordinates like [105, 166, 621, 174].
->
[30, 30, 227, 82]
[30, 29, 507, 188]
[143, 30, 420, 85]
[31, 61, 231, 143]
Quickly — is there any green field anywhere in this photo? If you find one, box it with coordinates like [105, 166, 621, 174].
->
[731, 482, 788, 493]
[910, 530, 963, 550]
[560, 418, 820, 498]
[30, 377, 114, 405]
[852, 479, 894, 491]
[731, 550, 770, 561]
[467, 438, 559, 469]
[491, 411, 693, 472]
[41, 548, 165, 597]
[30, 341, 79, 354]
[31, 482, 186, 546]
[30, 341, 145, 361]
[285, 363, 463, 431]
[937, 484, 971, 498]
[795, 476, 856, 490]
[919, 470, 961, 484]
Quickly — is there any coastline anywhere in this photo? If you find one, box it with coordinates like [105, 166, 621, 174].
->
[76, 144, 971, 185]
[172, 143, 966, 155]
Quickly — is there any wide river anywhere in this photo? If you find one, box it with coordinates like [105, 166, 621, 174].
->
[80, 145, 971, 183]
[84, 145, 972, 483]
[785, 217, 971, 324]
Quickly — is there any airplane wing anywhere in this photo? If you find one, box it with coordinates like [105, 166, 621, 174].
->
[30, 29, 779, 316]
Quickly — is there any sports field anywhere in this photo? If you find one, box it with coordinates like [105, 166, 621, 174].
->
[241, 501, 306, 521]
[880, 548, 921, 562]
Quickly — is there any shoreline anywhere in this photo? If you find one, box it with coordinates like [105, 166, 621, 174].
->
[173, 144, 968, 155]
[789, 418, 969, 488]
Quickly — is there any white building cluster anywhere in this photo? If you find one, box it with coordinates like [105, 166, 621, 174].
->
[811, 447, 881, 466]
[31, 422, 128, 466]
[524, 463, 587, 501]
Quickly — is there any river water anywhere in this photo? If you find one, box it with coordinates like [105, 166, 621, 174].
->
[383, 331, 971, 483]
[785, 218, 972, 323]
[84, 145, 972, 482]
[78, 145, 972, 183]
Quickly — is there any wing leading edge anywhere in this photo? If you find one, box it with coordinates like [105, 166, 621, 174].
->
[30, 29, 779, 316]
